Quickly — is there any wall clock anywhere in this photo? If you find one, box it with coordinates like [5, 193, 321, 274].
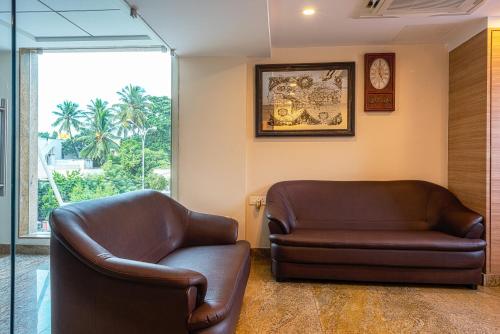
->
[364, 53, 395, 112]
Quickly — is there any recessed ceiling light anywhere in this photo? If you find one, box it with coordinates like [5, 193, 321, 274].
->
[302, 7, 315, 16]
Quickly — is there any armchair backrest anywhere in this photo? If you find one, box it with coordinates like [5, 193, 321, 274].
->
[267, 180, 459, 231]
[50, 190, 187, 263]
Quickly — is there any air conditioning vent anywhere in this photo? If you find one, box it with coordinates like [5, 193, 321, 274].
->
[366, 0, 383, 9]
[358, 0, 486, 17]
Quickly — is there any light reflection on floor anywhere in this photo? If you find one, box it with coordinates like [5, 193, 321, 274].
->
[0, 255, 50, 334]
[36, 267, 50, 334]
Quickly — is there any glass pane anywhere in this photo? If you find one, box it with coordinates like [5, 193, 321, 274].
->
[13, 1, 172, 333]
[34, 50, 171, 234]
[0, 0, 13, 332]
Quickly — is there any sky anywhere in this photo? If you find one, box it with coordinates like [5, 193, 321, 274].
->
[38, 51, 171, 133]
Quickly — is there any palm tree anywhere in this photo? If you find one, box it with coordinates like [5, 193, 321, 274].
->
[114, 85, 150, 136]
[52, 101, 84, 157]
[79, 99, 119, 165]
[114, 104, 134, 138]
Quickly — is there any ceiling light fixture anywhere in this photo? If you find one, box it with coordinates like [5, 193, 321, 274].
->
[302, 7, 315, 16]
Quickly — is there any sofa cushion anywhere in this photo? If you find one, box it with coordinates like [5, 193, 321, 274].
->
[157, 241, 250, 331]
[271, 244, 485, 269]
[269, 230, 486, 252]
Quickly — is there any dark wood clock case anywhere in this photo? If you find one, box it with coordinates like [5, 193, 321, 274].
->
[364, 53, 395, 112]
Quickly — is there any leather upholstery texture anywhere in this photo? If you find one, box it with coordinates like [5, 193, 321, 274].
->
[266, 180, 486, 286]
[50, 190, 250, 334]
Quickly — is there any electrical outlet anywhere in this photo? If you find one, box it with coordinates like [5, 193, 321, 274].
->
[249, 195, 266, 209]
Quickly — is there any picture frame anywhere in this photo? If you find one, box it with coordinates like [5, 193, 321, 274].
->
[255, 62, 355, 137]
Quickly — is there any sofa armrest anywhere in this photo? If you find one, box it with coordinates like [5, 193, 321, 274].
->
[266, 198, 295, 235]
[182, 211, 238, 247]
[438, 206, 484, 239]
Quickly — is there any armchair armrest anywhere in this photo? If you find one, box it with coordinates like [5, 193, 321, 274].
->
[97, 256, 208, 304]
[438, 206, 484, 239]
[182, 211, 238, 247]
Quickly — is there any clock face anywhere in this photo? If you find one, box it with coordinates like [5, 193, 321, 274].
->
[369, 58, 391, 90]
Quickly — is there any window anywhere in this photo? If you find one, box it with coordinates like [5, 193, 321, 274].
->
[19, 49, 172, 237]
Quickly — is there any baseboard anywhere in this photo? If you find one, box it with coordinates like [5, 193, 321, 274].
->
[251, 248, 270, 258]
[483, 273, 500, 287]
[0, 244, 9, 255]
[0, 244, 49, 255]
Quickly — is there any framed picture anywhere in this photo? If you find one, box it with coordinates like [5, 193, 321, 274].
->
[255, 62, 355, 137]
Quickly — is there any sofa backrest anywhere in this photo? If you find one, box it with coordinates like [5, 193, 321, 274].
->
[50, 190, 187, 263]
[267, 180, 458, 231]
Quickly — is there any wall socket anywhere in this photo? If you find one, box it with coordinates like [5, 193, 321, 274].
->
[249, 195, 266, 209]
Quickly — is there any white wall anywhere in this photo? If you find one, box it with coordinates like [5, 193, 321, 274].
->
[178, 57, 248, 238]
[178, 44, 449, 248]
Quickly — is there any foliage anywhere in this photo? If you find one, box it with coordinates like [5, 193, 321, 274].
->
[114, 85, 150, 136]
[79, 99, 119, 166]
[38, 181, 58, 221]
[52, 101, 84, 157]
[102, 137, 168, 193]
[37, 86, 172, 222]
[145, 96, 172, 157]
[38, 131, 57, 139]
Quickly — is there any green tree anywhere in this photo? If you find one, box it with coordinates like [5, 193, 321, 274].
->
[114, 85, 150, 136]
[145, 96, 172, 159]
[38, 180, 58, 221]
[38, 131, 57, 139]
[102, 137, 168, 193]
[52, 101, 84, 157]
[79, 99, 119, 166]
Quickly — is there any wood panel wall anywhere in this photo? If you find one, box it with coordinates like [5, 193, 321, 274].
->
[449, 30, 489, 267]
[490, 30, 500, 274]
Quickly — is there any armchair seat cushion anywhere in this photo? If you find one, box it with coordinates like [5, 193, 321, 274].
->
[158, 241, 251, 331]
[270, 229, 486, 252]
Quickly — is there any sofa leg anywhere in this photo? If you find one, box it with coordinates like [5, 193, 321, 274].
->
[468, 284, 478, 290]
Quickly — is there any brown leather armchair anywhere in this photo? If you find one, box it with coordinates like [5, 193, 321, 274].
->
[50, 190, 250, 334]
[266, 180, 486, 288]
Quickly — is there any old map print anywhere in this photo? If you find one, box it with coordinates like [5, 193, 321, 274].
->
[262, 69, 349, 131]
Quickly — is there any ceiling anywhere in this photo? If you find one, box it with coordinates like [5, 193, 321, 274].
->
[0, 0, 165, 51]
[1, 0, 500, 55]
[269, 0, 500, 48]
[130, 0, 500, 56]
[127, 0, 271, 57]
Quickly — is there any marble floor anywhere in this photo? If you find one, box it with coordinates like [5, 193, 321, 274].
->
[2, 253, 500, 334]
[237, 253, 500, 334]
[0, 255, 50, 334]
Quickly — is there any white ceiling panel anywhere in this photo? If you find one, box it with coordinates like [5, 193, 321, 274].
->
[39, 0, 123, 11]
[62, 10, 150, 36]
[393, 23, 459, 44]
[129, 0, 271, 56]
[17, 12, 86, 36]
[269, 0, 500, 48]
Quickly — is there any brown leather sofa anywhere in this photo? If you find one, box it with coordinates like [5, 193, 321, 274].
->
[50, 190, 250, 334]
[266, 180, 486, 288]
